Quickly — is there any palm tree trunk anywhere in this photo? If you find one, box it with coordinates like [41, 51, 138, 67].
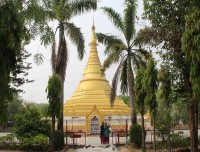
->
[153, 113, 156, 152]
[168, 121, 171, 152]
[187, 102, 198, 152]
[57, 23, 66, 132]
[128, 56, 137, 125]
[195, 102, 198, 141]
[58, 78, 64, 131]
[141, 108, 146, 152]
[167, 105, 171, 152]
[51, 114, 55, 152]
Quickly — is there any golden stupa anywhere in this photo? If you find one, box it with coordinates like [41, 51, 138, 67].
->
[64, 21, 131, 134]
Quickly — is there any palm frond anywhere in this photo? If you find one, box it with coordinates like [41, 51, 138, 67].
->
[96, 33, 125, 54]
[53, 0, 67, 20]
[102, 51, 123, 73]
[96, 33, 123, 46]
[110, 55, 127, 106]
[42, 0, 57, 20]
[60, 0, 73, 21]
[104, 43, 125, 55]
[123, 0, 137, 44]
[124, 0, 136, 5]
[135, 48, 151, 60]
[120, 57, 128, 94]
[64, 22, 85, 60]
[71, 0, 97, 16]
[51, 0, 71, 21]
[131, 53, 140, 69]
[101, 7, 124, 32]
[52, 0, 60, 20]
[110, 63, 122, 106]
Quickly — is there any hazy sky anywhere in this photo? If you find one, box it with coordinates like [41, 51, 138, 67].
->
[20, 0, 147, 103]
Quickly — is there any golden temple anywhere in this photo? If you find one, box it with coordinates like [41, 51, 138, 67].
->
[63, 22, 131, 134]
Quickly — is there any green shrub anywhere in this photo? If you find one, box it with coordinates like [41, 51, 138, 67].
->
[130, 124, 142, 148]
[156, 133, 190, 150]
[0, 134, 17, 150]
[13, 108, 51, 138]
[0, 134, 49, 151]
[19, 134, 48, 151]
[0, 142, 17, 150]
[54, 130, 64, 150]
[170, 133, 190, 149]
[0, 134, 14, 143]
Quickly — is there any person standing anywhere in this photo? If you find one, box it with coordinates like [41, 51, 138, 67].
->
[100, 122, 105, 144]
[104, 123, 110, 144]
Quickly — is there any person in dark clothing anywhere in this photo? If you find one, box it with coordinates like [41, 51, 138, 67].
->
[104, 123, 110, 144]
[100, 122, 105, 144]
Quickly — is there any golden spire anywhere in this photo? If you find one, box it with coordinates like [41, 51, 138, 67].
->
[64, 21, 131, 126]
[90, 17, 97, 47]
[75, 20, 109, 88]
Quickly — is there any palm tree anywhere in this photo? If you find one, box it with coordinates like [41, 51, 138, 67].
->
[46, 74, 62, 151]
[42, 0, 97, 131]
[96, 0, 149, 124]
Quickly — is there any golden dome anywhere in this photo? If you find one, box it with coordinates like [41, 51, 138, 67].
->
[64, 22, 130, 117]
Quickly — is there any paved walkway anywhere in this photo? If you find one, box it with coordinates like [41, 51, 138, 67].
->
[0, 133, 134, 152]
[66, 134, 127, 146]
[75, 145, 118, 152]
[66, 135, 133, 152]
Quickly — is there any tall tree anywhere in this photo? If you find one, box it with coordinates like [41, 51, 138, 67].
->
[135, 65, 146, 151]
[0, 0, 33, 127]
[135, 56, 158, 152]
[96, 0, 149, 125]
[46, 74, 62, 152]
[143, 0, 198, 151]
[0, 0, 29, 101]
[41, 0, 97, 131]
[182, 3, 200, 148]
[143, 57, 158, 152]
[157, 65, 171, 151]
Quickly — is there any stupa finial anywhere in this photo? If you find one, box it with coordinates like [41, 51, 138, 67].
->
[91, 17, 96, 45]
[92, 16, 95, 31]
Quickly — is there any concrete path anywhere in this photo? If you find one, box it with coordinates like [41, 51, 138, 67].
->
[75, 145, 118, 152]
[0, 133, 133, 152]
[67, 135, 131, 152]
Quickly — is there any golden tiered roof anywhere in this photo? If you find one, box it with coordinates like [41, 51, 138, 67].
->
[64, 22, 130, 117]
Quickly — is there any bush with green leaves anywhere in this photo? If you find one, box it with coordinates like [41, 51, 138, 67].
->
[53, 130, 64, 150]
[155, 113, 171, 141]
[13, 108, 50, 138]
[0, 134, 49, 151]
[19, 134, 48, 151]
[156, 133, 190, 150]
[170, 133, 190, 149]
[0, 134, 16, 150]
[130, 124, 142, 148]
[0, 134, 14, 143]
